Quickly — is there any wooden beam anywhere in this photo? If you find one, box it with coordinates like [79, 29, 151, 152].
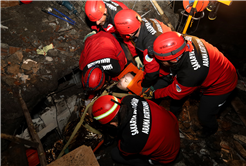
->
[19, 90, 47, 166]
[1, 133, 39, 148]
[150, 0, 175, 31]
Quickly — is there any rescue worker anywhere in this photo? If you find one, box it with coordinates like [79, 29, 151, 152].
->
[114, 9, 172, 89]
[79, 31, 128, 91]
[84, 0, 136, 63]
[84, 0, 128, 35]
[91, 95, 181, 166]
[152, 31, 238, 138]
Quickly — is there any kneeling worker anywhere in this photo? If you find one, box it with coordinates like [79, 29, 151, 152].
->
[79, 31, 129, 92]
[91, 95, 181, 166]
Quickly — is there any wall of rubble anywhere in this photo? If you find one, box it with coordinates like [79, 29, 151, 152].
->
[1, 1, 179, 149]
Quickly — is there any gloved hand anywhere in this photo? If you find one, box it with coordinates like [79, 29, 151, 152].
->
[142, 86, 155, 100]
[134, 56, 143, 69]
[83, 31, 96, 43]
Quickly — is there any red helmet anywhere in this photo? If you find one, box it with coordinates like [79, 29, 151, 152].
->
[20, 0, 32, 4]
[85, 0, 105, 22]
[153, 32, 187, 61]
[92, 95, 121, 124]
[183, 0, 209, 13]
[114, 9, 141, 35]
[82, 66, 105, 91]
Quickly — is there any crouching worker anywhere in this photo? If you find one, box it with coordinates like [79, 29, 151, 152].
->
[91, 95, 181, 166]
[152, 31, 238, 138]
[79, 31, 129, 94]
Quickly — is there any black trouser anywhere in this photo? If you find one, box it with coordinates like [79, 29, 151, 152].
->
[170, 92, 232, 132]
[111, 146, 183, 166]
[111, 147, 152, 166]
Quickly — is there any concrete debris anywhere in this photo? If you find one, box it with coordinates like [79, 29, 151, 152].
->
[45, 56, 53, 62]
[1, 59, 8, 68]
[7, 63, 20, 75]
[17, 73, 30, 83]
[6, 50, 23, 64]
[17, 95, 78, 140]
[21, 59, 39, 72]
[1, 75, 16, 86]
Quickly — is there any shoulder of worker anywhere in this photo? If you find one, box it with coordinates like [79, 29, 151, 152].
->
[141, 18, 164, 35]
[104, 0, 127, 13]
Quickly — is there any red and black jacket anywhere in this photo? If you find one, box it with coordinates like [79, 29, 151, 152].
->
[118, 95, 180, 164]
[154, 35, 238, 100]
[79, 31, 127, 80]
[132, 18, 172, 87]
[91, 0, 128, 33]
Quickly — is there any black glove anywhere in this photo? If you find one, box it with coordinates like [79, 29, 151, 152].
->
[142, 86, 155, 100]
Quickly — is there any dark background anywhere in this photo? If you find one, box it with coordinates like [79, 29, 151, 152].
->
[174, 1, 246, 77]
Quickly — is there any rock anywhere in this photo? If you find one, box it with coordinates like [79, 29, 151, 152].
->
[1, 43, 9, 49]
[42, 18, 49, 23]
[1, 59, 8, 68]
[45, 56, 53, 62]
[6, 51, 23, 64]
[1, 75, 16, 86]
[55, 42, 69, 48]
[70, 40, 77, 46]
[7, 63, 20, 75]
[21, 59, 38, 71]
[47, 49, 58, 57]
[17, 73, 30, 83]
[48, 15, 56, 22]
[68, 29, 78, 35]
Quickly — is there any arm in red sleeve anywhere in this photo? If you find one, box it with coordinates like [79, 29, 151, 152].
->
[91, 25, 100, 32]
[123, 39, 138, 57]
[154, 78, 198, 100]
[141, 49, 160, 87]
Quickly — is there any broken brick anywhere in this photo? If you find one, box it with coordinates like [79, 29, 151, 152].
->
[9, 46, 22, 54]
